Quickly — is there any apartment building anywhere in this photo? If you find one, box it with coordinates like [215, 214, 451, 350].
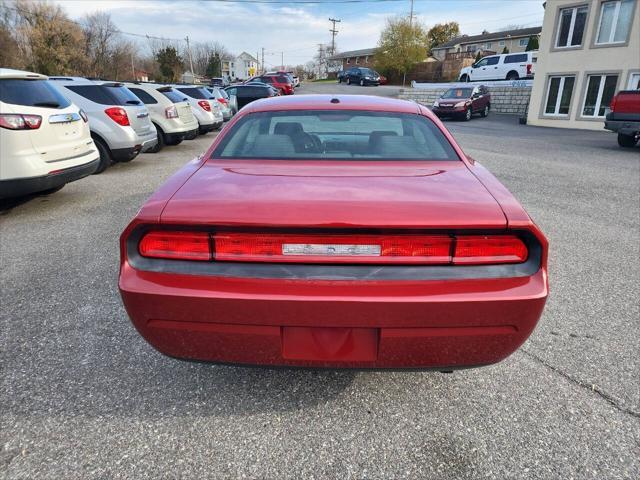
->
[528, 0, 639, 130]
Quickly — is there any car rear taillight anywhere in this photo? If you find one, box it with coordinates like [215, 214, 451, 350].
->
[137, 231, 528, 265]
[0, 114, 42, 130]
[198, 100, 211, 112]
[214, 233, 453, 265]
[104, 107, 130, 126]
[139, 231, 211, 261]
[79, 109, 89, 123]
[609, 95, 618, 113]
[526, 64, 532, 75]
[453, 235, 528, 265]
[165, 105, 178, 118]
[217, 98, 228, 106]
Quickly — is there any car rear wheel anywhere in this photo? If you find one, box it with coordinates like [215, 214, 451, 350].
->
[360, 79, 364, 86]
[347, 77, 351, 85]
[92, 136, 113, 174]
[618, 133, 638, 148]
[506, 71, 519, 81]
[480, 105, 490, 117]
[464, 107, 472, 121]
[147, 124, 165, 153]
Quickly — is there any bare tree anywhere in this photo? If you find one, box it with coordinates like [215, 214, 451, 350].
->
[82, 12, 118, 78]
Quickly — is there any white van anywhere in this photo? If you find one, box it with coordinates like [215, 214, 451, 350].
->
[0, 69, 99, 199]
[458, 52, 536, 82]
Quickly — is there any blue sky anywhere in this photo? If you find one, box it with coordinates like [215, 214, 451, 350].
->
[55, 0, 545, 66]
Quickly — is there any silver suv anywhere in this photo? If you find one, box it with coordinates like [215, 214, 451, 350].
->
[172, 85, 223, 135]
[49, 77, 157, 172]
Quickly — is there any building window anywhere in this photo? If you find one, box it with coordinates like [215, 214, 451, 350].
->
[555, 5, 588, 47]
[466, 44, 477, 52]
[628, 73, 640, 90]
[346, 58, 350, 64]
[544, 75, 576, 116]
[519, 38, 528, 47]
[582, 74, 618, 117]
[355, 57, 359, 64]
[365, 56, 369, 63]
[595, 0, 634, 44]
[485, 42, 492, 49]
[499, 40, 505, 46]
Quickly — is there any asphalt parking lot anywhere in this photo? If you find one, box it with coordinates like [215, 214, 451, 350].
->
[1, 88, 639, 479]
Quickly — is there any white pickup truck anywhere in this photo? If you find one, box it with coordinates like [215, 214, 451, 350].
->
[459, 52, 536, 82]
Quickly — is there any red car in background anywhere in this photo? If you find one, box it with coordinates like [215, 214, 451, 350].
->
[248, 74, 294, 95]
[119, 95, 548, 369]
[432, 85, 491, 121]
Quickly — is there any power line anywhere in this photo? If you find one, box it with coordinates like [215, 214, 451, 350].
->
[329, 18, 341, 56]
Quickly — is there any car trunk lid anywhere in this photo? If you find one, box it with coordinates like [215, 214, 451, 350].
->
[160, 160, 507, 229]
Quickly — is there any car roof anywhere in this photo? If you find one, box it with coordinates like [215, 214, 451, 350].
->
[242, 95, 422, 114]
[0, 68, 48, 80]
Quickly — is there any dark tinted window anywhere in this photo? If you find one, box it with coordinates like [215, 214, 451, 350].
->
[65, 84, 141, 105]
[225, 87, 237, 96]
[128, 88, 158, 104]
[213, 110, 459, 161]
[176, 87, 211, 99]
[259, 76, 274, 83]
[159, 88, 187, 103]
[504, 54, 528, 64]
[485, 57, 499, 66]
[0, 79, 71, 109]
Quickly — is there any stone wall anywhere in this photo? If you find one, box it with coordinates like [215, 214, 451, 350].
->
[398, 85, 532, 115]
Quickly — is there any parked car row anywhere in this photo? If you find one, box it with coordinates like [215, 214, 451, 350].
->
[0, 68, 234, 199]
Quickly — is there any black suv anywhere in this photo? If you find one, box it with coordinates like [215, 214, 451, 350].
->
[339, 67, 380, 86]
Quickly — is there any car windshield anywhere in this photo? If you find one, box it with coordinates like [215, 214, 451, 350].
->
[441, 88, 473, 99]
[360, 69, 376, 76]
[212, 110, 459, 161]
[0, 79, 71, 109]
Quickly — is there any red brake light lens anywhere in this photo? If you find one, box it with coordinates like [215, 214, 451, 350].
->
[165, 105, 178, 119]
[139, 231, 211, 261]
[217, 98, 228, 106]
[198, 100, 211, 112]
[214, 233, 453, 264]
[136, 231, 528, 265]
[104, 107, 130, 126]
[0, 114, 42, 130]
[453, 235, 528, 265]
[526, 63, 532, 75]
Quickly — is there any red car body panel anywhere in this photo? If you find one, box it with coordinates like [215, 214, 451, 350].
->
[119, 95, 549, 369]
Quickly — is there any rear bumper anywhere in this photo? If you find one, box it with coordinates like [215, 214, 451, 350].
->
[604, 118, 640, 136]
[119, 264, 548, 369]
[0, 158, 99, 199]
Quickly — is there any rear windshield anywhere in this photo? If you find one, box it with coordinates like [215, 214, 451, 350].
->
[212, 111, 459, 161]
[176, 87, 212, 99]
[64, 84, 142, 106]
[441, 88, 472, 99]
[0, 79, 71, 109]
[159, 88, 188, 103]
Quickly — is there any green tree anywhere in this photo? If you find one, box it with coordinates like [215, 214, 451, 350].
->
[426, 21, 460, 54]
[502, 46, 510, 54]
[525, 35, 539, 51]
[155, 46, 183, 83]
[375, 17, 428, 85]
[206, 53, 221, 77]
[475, 50, 482, 62]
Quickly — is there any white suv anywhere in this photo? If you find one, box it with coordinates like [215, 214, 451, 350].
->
[459, 52, 536, 82]
[0, 69, 99, 199]
[49, 77, 157, 172]
[172, 85, 224, 135]
[124, 83, 199, 152]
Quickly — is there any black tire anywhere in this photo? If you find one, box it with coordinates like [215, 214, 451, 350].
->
[92, 136, 112, 174]
[39, 185, 65, 195]
[618, 133, 638, 148]
[147, 124, 165, 153]
[464, 107, 472, 121]
[460, 74, 469, 82]
[337, 77, 341, 83]
[506, 71, 519, 81]
[360, 79, 364, 86]
[347, 77, 351, 85]
[165, 137, 183, 146]
[480, 104, 490, 117]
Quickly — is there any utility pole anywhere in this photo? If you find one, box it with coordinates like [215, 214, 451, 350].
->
[131, 53, 135, 81]
[403, 0, 415, 88]
[185, 36, 194, 77]
[281, 52, 284, 71]
[261, 47, 265, 74]
[409, 0, 414, 27]
[256, 50, 260, 76]
[329, 18, 341, 56]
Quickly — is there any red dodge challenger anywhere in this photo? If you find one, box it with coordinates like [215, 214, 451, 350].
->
[119, 95, 548, 369]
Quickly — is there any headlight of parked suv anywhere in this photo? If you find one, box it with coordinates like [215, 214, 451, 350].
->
[454, 101, 468, 108]
[433, 100, 440, 107]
